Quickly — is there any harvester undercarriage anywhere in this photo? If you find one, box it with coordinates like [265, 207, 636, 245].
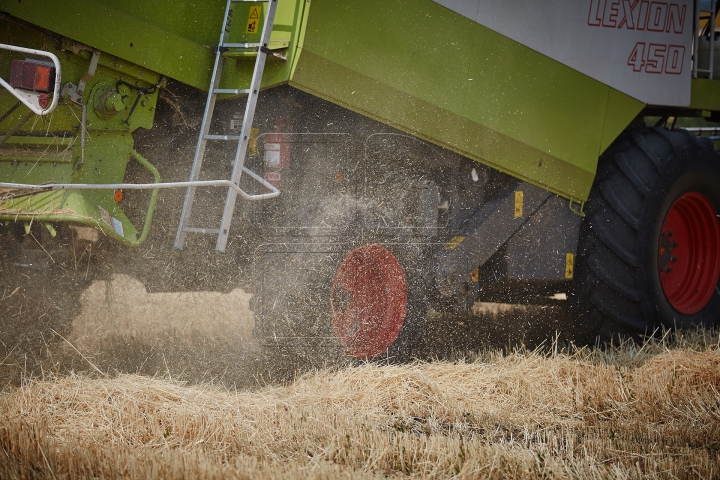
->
[1, 0, 720, 366]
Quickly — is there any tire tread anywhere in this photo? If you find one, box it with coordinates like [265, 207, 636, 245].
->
[573, 127, 709, 341]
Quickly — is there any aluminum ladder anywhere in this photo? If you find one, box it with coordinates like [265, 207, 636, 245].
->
[174, 0, 280, 252]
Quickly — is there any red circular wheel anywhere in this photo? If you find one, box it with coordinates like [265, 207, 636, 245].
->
[658, 192, 720, 315]
[330, 244, 407, 360]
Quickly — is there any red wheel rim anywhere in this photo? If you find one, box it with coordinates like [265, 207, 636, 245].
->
[330, 244, 407, 359]
[658, 192, 720, 314]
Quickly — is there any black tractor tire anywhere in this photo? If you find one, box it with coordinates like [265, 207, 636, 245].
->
[572, 127, 720, 342]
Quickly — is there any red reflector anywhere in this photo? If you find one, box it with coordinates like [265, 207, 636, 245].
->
[10, 59, 55, 93]
[38, 93, 49, 109]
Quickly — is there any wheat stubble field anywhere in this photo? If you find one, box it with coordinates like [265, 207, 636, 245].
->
[1, 329, 719, 479]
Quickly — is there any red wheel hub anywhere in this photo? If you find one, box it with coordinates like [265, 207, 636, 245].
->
[330, 244, 407, 359]
[658, 192, 720, 314]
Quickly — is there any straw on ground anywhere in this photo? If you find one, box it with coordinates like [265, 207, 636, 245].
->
[1, 331, 719, 479]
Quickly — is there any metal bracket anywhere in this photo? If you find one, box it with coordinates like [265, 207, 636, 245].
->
[78, 49, 101, 97]
[61, 83, 83, 104]
[434, 182, 552, 296]
[115, 78, 161, 125]
[62, 49, 101, 106]
[569, 197, 586, 217]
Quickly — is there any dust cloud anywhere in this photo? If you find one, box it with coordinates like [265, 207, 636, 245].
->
[70, 274, 256, 351]
[1, 84, 576, 390]
[0, 265, 574, 390]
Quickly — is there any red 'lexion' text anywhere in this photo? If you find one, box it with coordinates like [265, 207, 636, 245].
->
[588, 0, 687, 34]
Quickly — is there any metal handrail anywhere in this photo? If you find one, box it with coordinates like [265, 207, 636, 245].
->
[0, 172, 279, 201]
[694, 0, 718, 79]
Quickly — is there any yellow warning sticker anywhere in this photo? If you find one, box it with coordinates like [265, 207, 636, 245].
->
[444, 236, 465, 250]
[565, 253, 575, 279]
[514, 190, 523, 218]
[246, 6, 261, 33]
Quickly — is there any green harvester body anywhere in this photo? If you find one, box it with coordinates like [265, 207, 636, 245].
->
[1, 0, 719, 242]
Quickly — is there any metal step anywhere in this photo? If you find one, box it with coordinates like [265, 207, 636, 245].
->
[182, 227, 221, 234]
[202, 134, 242, 141]
[221, 43, 261, 49]
[213, 88, 251, 95]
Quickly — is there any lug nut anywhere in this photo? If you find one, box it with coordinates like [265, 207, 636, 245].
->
[670, 257, 677, 263]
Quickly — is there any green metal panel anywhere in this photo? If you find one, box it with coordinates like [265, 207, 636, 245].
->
[0, 18, 162, 245]
[0, 19, 161, 132]
[600, 88, 644, 155]
[0, 0, 307, 90]
[289, 0, 643, 201]
[689, 77, 720, 111]
[2, 0, 653, 207]
[0, 133, 160, 246]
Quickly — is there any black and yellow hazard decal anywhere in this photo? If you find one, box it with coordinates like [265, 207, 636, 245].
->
[565, 253, 574, 279]
[514, 190, 523, 218]
[246, 6, 261, 33]
[444, 236, 465, 250]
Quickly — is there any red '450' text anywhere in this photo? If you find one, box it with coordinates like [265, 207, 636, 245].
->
[627, 42, 685, 74]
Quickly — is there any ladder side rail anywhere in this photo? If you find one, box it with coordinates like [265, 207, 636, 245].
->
[695, 0, 700, 78]
[711, 0, 717, 80]
[215, 0, 278, 252]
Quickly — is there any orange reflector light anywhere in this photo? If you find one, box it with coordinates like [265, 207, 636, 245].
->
[114, 190, 123, 202]
[10, 59, 55, 93]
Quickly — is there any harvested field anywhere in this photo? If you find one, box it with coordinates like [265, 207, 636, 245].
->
[1, 330, 719, 479]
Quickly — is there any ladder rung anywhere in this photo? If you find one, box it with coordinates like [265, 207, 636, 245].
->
[203, 134, 242, 141]
[222, 51, 260, 59]
[183, 227, 221, 234]
[221, 43, 261, 49]
[213, 88, 251, 95]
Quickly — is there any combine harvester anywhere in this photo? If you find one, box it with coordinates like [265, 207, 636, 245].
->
[1, 0, 718, 360]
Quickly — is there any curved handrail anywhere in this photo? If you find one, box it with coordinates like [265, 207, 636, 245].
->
[0, 43, 62, 116]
